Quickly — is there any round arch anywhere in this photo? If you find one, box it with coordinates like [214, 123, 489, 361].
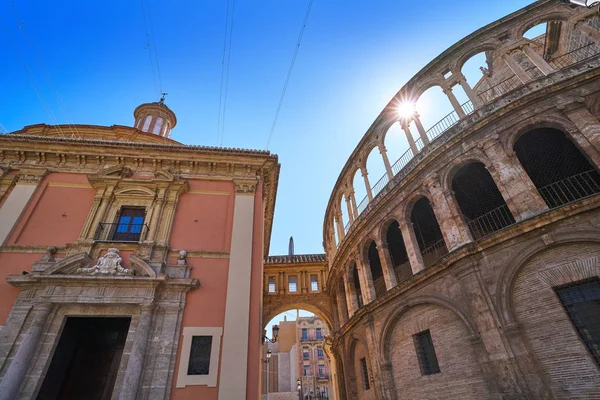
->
[378, 294, 479, 364]
[495, 230, 600, 327]
[440, 150, 492, 194]
[516, 12, 570, 39]
[262, 301, 335, 332]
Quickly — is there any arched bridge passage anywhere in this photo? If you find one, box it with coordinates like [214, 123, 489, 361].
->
[263, 254, 334, 330]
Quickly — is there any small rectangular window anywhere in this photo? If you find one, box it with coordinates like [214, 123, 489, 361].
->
[268, 276, 276, 293]
[316, 327, 322, 340]
[304, 364, 310, 376]
[413, 330, 440, 375]
[301, 328, 308, 341]
[555, 279, 600, 366]
[318, 364, 325, 377]
[289, 276, 298, 293]
[317, 347, 324, 358]
[359, 357, 370, 390]
[311, 274, 319, 291]
[187, 336, 213, 375]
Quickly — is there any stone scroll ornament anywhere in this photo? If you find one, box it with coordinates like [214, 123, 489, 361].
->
[76, 248, 133, 276]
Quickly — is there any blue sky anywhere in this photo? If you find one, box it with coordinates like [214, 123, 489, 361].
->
[0, 0, 535, 255]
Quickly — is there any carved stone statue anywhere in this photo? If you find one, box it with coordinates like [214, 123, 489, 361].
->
[77, 248, 133, 276]
[178, 250, 187, 265]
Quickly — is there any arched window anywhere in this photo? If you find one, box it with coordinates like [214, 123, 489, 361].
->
[153, 117, 164, 135]
[351, 263, 364, 308]
[367, 241, 386, 299]
[514, 128, 600, 208]
[142, 115, 152, 132]
[411, 197, 448, 267]
[452, 162, 515, 239]
[386, 221, 411, 283]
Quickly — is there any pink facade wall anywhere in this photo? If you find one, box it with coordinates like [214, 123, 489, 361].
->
[0, 174, 269, 399]
[6, 173, 95, 246]
[169, 180, 234, 252]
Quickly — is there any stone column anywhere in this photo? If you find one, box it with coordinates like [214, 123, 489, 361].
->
[412, 114, 430, 146]
[360, 166, 374, 201]
[336, 287, 349, 326]
[344, 195, 354, 224]
[521, 44, 554, 75]
[401, 121, 419, 155]
[119, 304, 155, 400]
[457, 74, 483, 108]
[456, 265, 549, 398]
[375, 239, 398, 290]
[356, 258, 376, 304]
[343, 272, 358, 317]
[560, 102, 600, 167]
[482, 138, 548, 220]
[503, 53, 532, 84]
[335, 211, 345, 241]
[575, 20, 600, 43]
[398, 220, 425, 274]
[349, 191, 359, 219]
[442, 85, 467, 119]
[146, 198, 165, 241]
[0, 303, 53, 400]
[378, 144, 394, 180]
[425, 176, 472, 250]
[85, 184, 115, 239]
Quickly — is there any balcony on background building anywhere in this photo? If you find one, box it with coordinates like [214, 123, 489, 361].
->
[300, 335, 325, 342]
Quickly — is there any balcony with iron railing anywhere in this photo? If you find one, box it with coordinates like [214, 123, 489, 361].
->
[300, 335, 325, 342]
[94, 222, 149, 243]
[539, 170, 600, 209]
[340, 41, 600, 236]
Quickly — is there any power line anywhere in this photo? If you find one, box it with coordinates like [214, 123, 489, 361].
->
[217, 0, 237, 147]
[0, 12, 66, 137]
[216, 0, 231, 146]
[145, 0, 164, 95]
[6, 1, 80, 138]
[265, 0, 314, 150]
[139, 0, 159, 99]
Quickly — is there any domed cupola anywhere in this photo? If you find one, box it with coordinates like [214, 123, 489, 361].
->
[133, 98, 177, 138]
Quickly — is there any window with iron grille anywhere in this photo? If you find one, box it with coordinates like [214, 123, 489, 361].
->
[187, 336, 213, 375]
[111, 207, 145, 242]
[411, 198, 448, 267]
[268, 276, 276, 293]
[359, 357, 370, 390]
[514, 128, 600, 209]
[555, 278, 600, 367]
[311, 274, 319, 291]
[413, 330, 440, 375]
[452, 163, 516, 240]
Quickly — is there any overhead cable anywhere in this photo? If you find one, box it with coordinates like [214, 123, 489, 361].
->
[265, 0, 314, 150]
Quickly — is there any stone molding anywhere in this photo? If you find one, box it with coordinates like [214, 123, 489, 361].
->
[233, 179, 258, 195]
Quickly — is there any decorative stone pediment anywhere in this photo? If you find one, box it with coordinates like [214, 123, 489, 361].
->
[43, 252, 93, 275]
[129, 255, 157, 277]
[100, 165, 133, 178]
[40, 249, 156, 277]
[113, 186, 157, 197]
[154, 169, 177, 180]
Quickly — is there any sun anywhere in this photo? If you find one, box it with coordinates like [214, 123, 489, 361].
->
[395, 100, 417, 121]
